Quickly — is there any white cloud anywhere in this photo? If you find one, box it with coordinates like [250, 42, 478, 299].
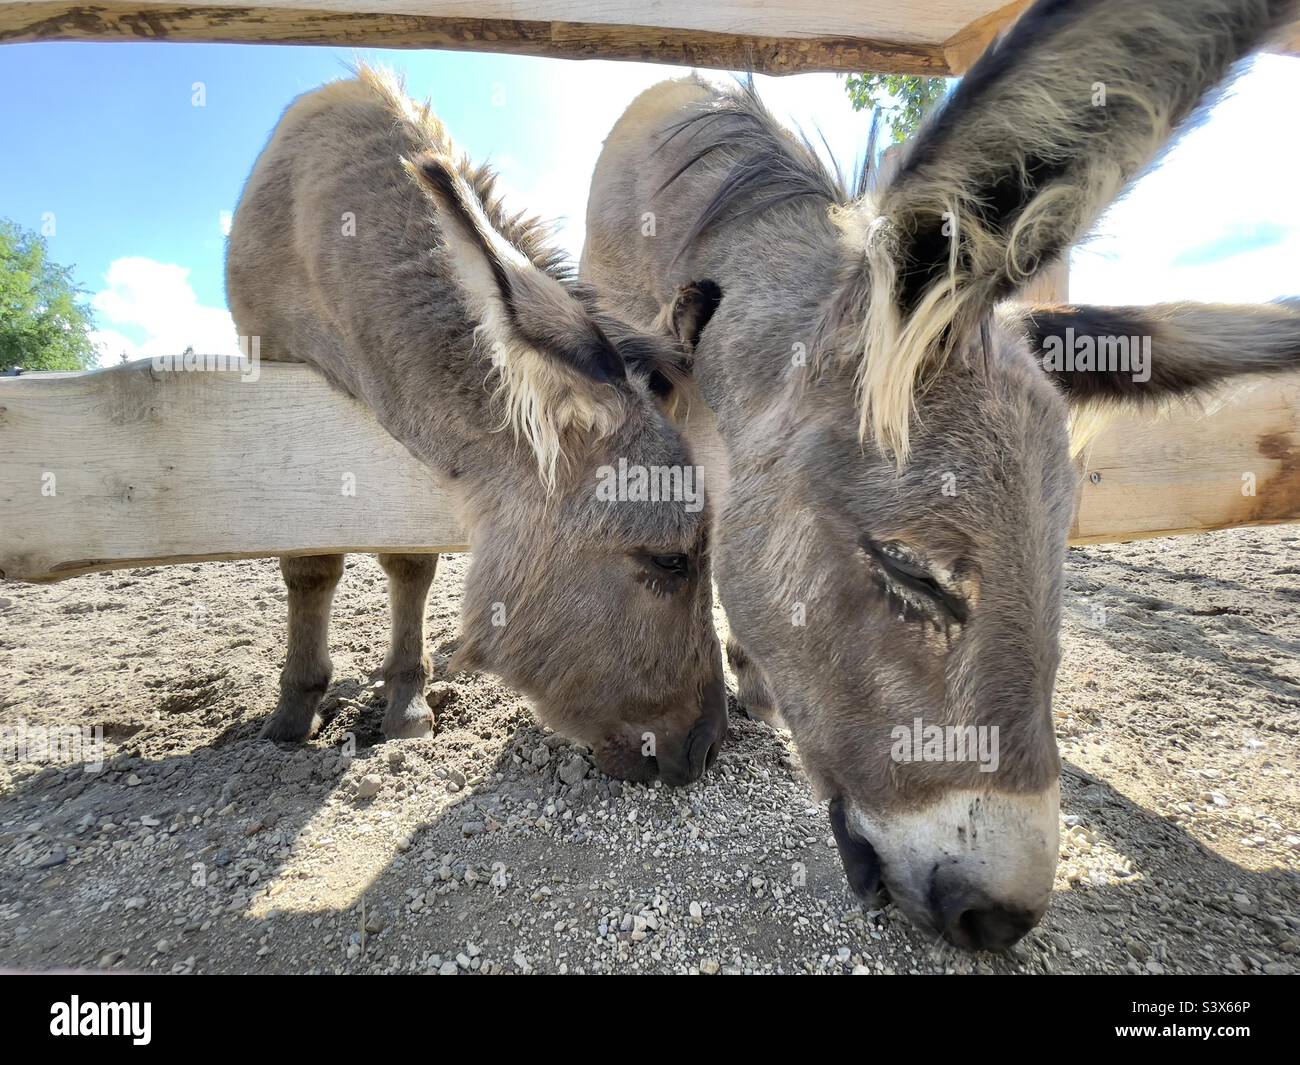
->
[89, 257, 239, 368]
[219, 210, 233, 237]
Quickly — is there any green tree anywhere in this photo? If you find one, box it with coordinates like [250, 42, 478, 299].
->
[0, 219, 98, 372]
[844, 74, 949, 143]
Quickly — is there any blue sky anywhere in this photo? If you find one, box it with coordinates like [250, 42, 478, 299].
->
[1, 43, 1297, 364]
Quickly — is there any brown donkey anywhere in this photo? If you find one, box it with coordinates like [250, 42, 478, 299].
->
[585, 0, 1300, 945]
[227, 68, 726, 785]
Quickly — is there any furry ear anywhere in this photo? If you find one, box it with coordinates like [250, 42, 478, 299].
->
[845, 0, 1299, 460]
[1006, 299, 1300, 406]
[408, 152, 628, 487]
[660, 280, 723, 354]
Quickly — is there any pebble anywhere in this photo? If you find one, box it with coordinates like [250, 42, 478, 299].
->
[558, 756, 589, 785]
[355, 775, 383, 800]
[426, 683, 457, 711]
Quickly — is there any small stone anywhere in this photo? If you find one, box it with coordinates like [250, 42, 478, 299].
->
[700, 958, 720, 975]
[558, 756, 589, 786]
[355, 775, 383, 800]
[529, 746, 551, 768]
[461, 821, 485, 837]
[426, 683, 457, 711]
[438, 961, 458, 975]
[126, 774, 142, 787]
[124, 896, 147, 910]
[35, 849, 67, 870]
[1126, 940, 1150, 962]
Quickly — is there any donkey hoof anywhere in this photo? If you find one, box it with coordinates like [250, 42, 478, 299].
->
[259, 711, 320, 743]
[382, 707, 433, 741]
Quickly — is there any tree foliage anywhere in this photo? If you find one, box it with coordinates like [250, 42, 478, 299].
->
[0, 219, 98, 372]
[844, 74, 949, 143]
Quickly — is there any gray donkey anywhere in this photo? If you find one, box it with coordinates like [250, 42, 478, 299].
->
[584, 0, 1300, 947]
[227, 68, 726, 785]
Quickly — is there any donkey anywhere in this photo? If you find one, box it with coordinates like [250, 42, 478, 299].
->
[584, 0, 1300, 946]
[226, 68, 727, 785]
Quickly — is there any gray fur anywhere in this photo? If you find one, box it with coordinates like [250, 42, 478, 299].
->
[584, 0, 1299, 946]
[227, 68, 725, 782]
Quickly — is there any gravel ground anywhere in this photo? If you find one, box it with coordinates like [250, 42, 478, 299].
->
[0, 527, 1297, 974]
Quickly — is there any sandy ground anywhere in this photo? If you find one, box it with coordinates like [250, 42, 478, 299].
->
[0, 527, 1297, 975]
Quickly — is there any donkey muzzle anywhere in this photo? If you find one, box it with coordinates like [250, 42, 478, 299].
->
[829, 796, 885, 905]
[655, 676, 727, 786]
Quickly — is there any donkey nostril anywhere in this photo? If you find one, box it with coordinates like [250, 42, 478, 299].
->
[947, 903, 1036, 952]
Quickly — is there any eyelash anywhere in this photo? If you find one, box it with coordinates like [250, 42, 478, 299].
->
[863, 541, 968, 626]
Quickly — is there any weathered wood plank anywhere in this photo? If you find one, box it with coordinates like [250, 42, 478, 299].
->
[0, 360, 467, 582]
[2, 1, 1296, 76]
[0, 1, 954, 75]
[941, 0, 1031, 74]
[1070, 375, 1300, 545]
[2, 361, 1298, 583]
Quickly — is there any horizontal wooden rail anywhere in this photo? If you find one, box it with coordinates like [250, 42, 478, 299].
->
[1, 360, 1298, 583]
[0, 0, 961, 75]
[3, 1, 1296, 76]
[1069, 375, 1300, 545]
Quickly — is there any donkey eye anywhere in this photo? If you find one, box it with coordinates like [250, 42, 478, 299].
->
[648, 553, 689, 577]
[861, 539, 968, 625]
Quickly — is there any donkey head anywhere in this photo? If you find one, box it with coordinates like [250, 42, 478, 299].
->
[413, 155, 726, 785]
[688, 0, 1300, 947]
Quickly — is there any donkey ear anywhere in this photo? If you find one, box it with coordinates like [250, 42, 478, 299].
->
[1009, 300, 1300, 407]
[408, 153, 629, 486]
[853, 0, 1297, 459]
[662, 280, 723, 354]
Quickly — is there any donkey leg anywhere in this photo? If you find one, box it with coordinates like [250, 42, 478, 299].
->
[263, 554, 345, 742]
[377, 553, 439, 740]
[726, 637, 784, 728]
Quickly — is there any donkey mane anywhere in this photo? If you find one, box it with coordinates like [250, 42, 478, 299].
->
[657, 76, 872, 262]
